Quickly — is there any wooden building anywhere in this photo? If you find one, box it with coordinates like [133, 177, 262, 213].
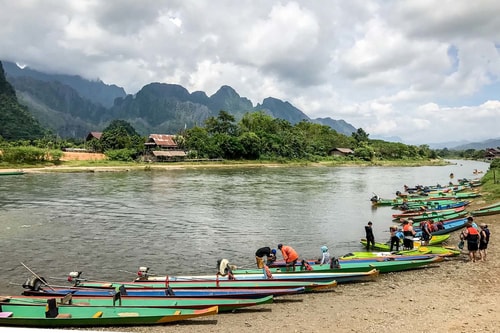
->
[329, 147, 354, 157]
[144, 134, 187, 162]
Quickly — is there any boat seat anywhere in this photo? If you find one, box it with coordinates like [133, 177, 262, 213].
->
[56, 313, 72, 319]
[61, 293, 73, 305]
[118, 312, 139, 317]
[0, 312, 13, 318]
[92, 311, 103, 318]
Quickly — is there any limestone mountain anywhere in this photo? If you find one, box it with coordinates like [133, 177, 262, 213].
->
[0, 61, 47, 140]
[3, 60, 358, 139]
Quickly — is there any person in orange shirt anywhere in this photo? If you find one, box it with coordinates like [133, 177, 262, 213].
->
[278, 243, 299, 271]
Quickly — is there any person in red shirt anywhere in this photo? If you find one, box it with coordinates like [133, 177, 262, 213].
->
[278, 244, 299, 271]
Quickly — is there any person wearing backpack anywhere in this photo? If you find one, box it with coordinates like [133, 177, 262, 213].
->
[479, 223, 491, 261]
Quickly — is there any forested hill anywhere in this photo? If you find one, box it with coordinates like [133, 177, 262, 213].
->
[0, 61, 47, 140]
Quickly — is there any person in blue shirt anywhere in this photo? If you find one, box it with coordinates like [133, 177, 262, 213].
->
[389, 226, 400, 252]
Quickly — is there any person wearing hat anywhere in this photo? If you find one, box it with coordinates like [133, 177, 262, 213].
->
[316, 245, 331, 265]
[277, 243, 299, 271]
[479, 223, 490, 261]
[254, 246, 276, 268]
[402, 219, 416, 250]
[365, 221, 375, 250]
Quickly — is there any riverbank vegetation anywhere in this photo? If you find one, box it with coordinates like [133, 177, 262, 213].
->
[480, 158, 500, 201]
[0, 111, 493, 168]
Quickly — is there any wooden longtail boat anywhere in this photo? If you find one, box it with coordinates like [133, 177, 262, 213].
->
[235, 257, 442, 274]
[392, 206, 466, 220]
[0, 301, 218, 327]
[22, 285, 306, 298]
[0, 170, 25, 176]
[127, 271, 358, 285]
[471, 203, 500, 217]
[413, 217, 468, 237]
[360, 234, 450, 251]
[0, 294, 273, 313]
[72, 276, 337, 291]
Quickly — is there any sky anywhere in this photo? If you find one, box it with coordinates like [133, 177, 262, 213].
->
[1, 1, 499, 145]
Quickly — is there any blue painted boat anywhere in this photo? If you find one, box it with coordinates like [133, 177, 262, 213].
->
[413, 217, 468, 237]
[22, 286, 306, 299]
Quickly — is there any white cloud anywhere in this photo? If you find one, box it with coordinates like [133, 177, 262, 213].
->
[0, 1, 499, 144]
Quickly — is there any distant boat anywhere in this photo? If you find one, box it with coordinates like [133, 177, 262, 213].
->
[0, 170, 25, 176]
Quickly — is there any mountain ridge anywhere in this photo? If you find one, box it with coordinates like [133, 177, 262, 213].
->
[2, 60, 357, 139]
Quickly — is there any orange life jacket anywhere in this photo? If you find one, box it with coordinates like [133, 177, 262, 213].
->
[281, 246, 299, 262]
[467, 226, 479, 235]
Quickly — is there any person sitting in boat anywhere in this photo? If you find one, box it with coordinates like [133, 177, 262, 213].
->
[402, 219, 416, 250]
[217, 259, 237, 279]
[315, 245, 331, 265]
[254, 247, 277, 268]
[278, 243, 299, 272]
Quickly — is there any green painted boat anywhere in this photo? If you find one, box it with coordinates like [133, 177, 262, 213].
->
[343, 246, 458, 257]
[419, 246, 461, 257]
[236, 257, 442, 274]
[0, 294, 273, 313]
[360, 234, 450, 251]
[74, 279, 338, 293]
[0, 301, 218, 327]
[335, 256, 444, 273]
[471, 205, 500, 217]
[393, 208, 468, 223]
[340, 248, 431, 259]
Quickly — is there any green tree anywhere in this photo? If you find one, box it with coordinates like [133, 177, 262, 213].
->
[99, 119, 143, 152]
[352, 128, 369, 144]
[205, 110, 239, 136]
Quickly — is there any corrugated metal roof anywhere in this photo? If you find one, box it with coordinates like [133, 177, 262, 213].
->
[334, 148, 354, 154]
[147, 134, 177, 147]
[152, 150, 187, 157]
[87, 132, 102, 140]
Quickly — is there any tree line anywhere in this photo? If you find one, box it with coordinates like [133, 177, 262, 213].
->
[0, 110, 489, 164]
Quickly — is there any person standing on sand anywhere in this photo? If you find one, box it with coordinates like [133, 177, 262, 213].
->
[461, 221, 480, 262]
[365, 221, 375, 250]
[479, 223, 490, 261]
[402, 219, 416, 250]
[389, 226, 400, 252]
[278, 243, 299, 272]
[420, 220, 432, 246]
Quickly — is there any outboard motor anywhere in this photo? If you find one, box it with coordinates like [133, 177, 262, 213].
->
[330, 257, 340, 269]
[136, 267, 149, 280]
[22, 275, 47, 291]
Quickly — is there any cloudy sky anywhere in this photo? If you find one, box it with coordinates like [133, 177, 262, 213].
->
[1, 1, 499, 145]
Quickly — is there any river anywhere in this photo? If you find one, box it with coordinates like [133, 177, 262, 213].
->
[0, 159, 489, 294]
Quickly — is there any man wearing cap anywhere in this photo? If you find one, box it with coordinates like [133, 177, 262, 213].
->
[278, 244, 299, 271]
[255, 246, 276, 268]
